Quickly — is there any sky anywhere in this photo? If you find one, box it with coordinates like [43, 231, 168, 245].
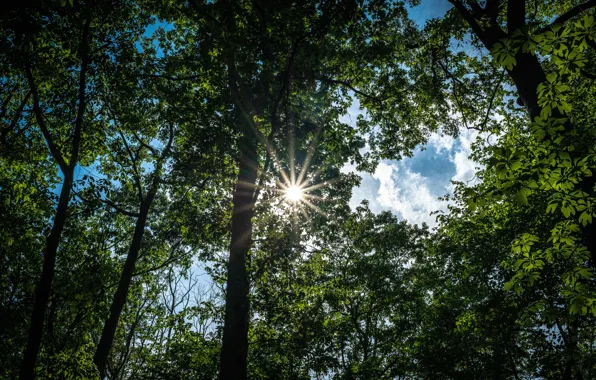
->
[343, 126, 480, 227]
[339, 0, 484, 228]
[63, 0, 462, 228]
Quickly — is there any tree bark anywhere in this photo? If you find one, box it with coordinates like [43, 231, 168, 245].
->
[504, 21, 596, 271]
[19, 15, 89, 374]
[19, 173, 74, 380]
[93, 189, 157, 379]
[451, 4, 596, 375]
[219, 134, 258, 380]
[452, 0, 596, 266]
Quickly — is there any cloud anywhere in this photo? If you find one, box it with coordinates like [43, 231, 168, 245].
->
[451, 149, 477, 183]
[450, 129, 481, 185]
[371, 162, 449, 226]
[427, 131, 454, 153]
[340, 95, 496, 227]
[427, 128, 483, 185]
[344, 127, 489, 227]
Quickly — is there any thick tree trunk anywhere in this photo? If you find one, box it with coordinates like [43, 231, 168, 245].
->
[219, 135, 258, 380]
[454, 5, 596, 374]
[19, 173, 74, 380]
[454, 0, 596, 267]
[93, 191, 156, 379]
[507, 53, 546, 121]
[508, 51, 596, 268]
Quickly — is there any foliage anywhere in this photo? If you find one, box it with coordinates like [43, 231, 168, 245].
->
[2, 1, 596, 379]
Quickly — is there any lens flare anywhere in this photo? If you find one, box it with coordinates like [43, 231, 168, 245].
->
[285, 186, 303, 202]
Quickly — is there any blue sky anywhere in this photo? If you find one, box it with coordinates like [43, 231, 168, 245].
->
[408, 0, 453, 26]
[341, 0, 489, 227]
[141, 0, 465, 227]
[63, 0, 465, 228]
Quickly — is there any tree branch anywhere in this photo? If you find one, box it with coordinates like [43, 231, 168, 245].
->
[550, 0, 596, 27]
[162, 121, 175, 160]
[252, 33, 310, 206]
[486, 0, 500, 23]
[133, 241, 184, 277]
[101, 198, 140, 218]
[318, 77, 382, 102]
[24, 63, 68, 173]
[449, 1, 485, 38]
[449, 0, 505, 48]
[119, 130, 145, 203]
[0, 87, 15, 119]
[507, 0, 526, 33]
[2, 90, 30, 143]
[133, 132, 158, 156]
[535, 0, 596, 35]
[480, 69, 505, 130]
[69, 14, 92, 170]
[437, 59, 471, 130]
[75, 190, 140, 217]
[137, 73, 202, 81]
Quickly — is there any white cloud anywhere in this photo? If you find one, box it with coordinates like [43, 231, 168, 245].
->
[339, 96, 502, 227]
[425, 128, 481, 185]
[372, 162, 448, 226]
[451, 149, 477, 183]
[450, 128, 481, 184]
[427, 131, 454, 153]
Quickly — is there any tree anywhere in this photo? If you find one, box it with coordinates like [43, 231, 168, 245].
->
[152, 1, 441, 378]
[440, 0, 596, 316]
[76, 22, 233, 376]
[0, 1, 150, 376]
[249, 203, 430, 379]
[6, 1, 596, 378]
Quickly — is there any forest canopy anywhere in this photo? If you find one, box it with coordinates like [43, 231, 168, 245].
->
[2, 0, 596, 379]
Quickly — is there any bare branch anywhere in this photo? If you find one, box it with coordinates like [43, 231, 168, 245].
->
[437, 60, 471, 130]
[480, 69, 506, 130]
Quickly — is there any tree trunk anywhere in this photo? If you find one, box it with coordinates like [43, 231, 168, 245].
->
[452, 0, 596, 267]
[508, 52, 596, 268]
[507, 52, 546, 121]
[19, 172, 74, 380]
[564, 322, 584, 380]
[93, 191, 156, 379]
[219, 134, 258, 380]
[453, 4, 596, 373]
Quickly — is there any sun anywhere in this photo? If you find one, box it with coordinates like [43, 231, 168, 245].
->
[285, 186, 303, 202]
